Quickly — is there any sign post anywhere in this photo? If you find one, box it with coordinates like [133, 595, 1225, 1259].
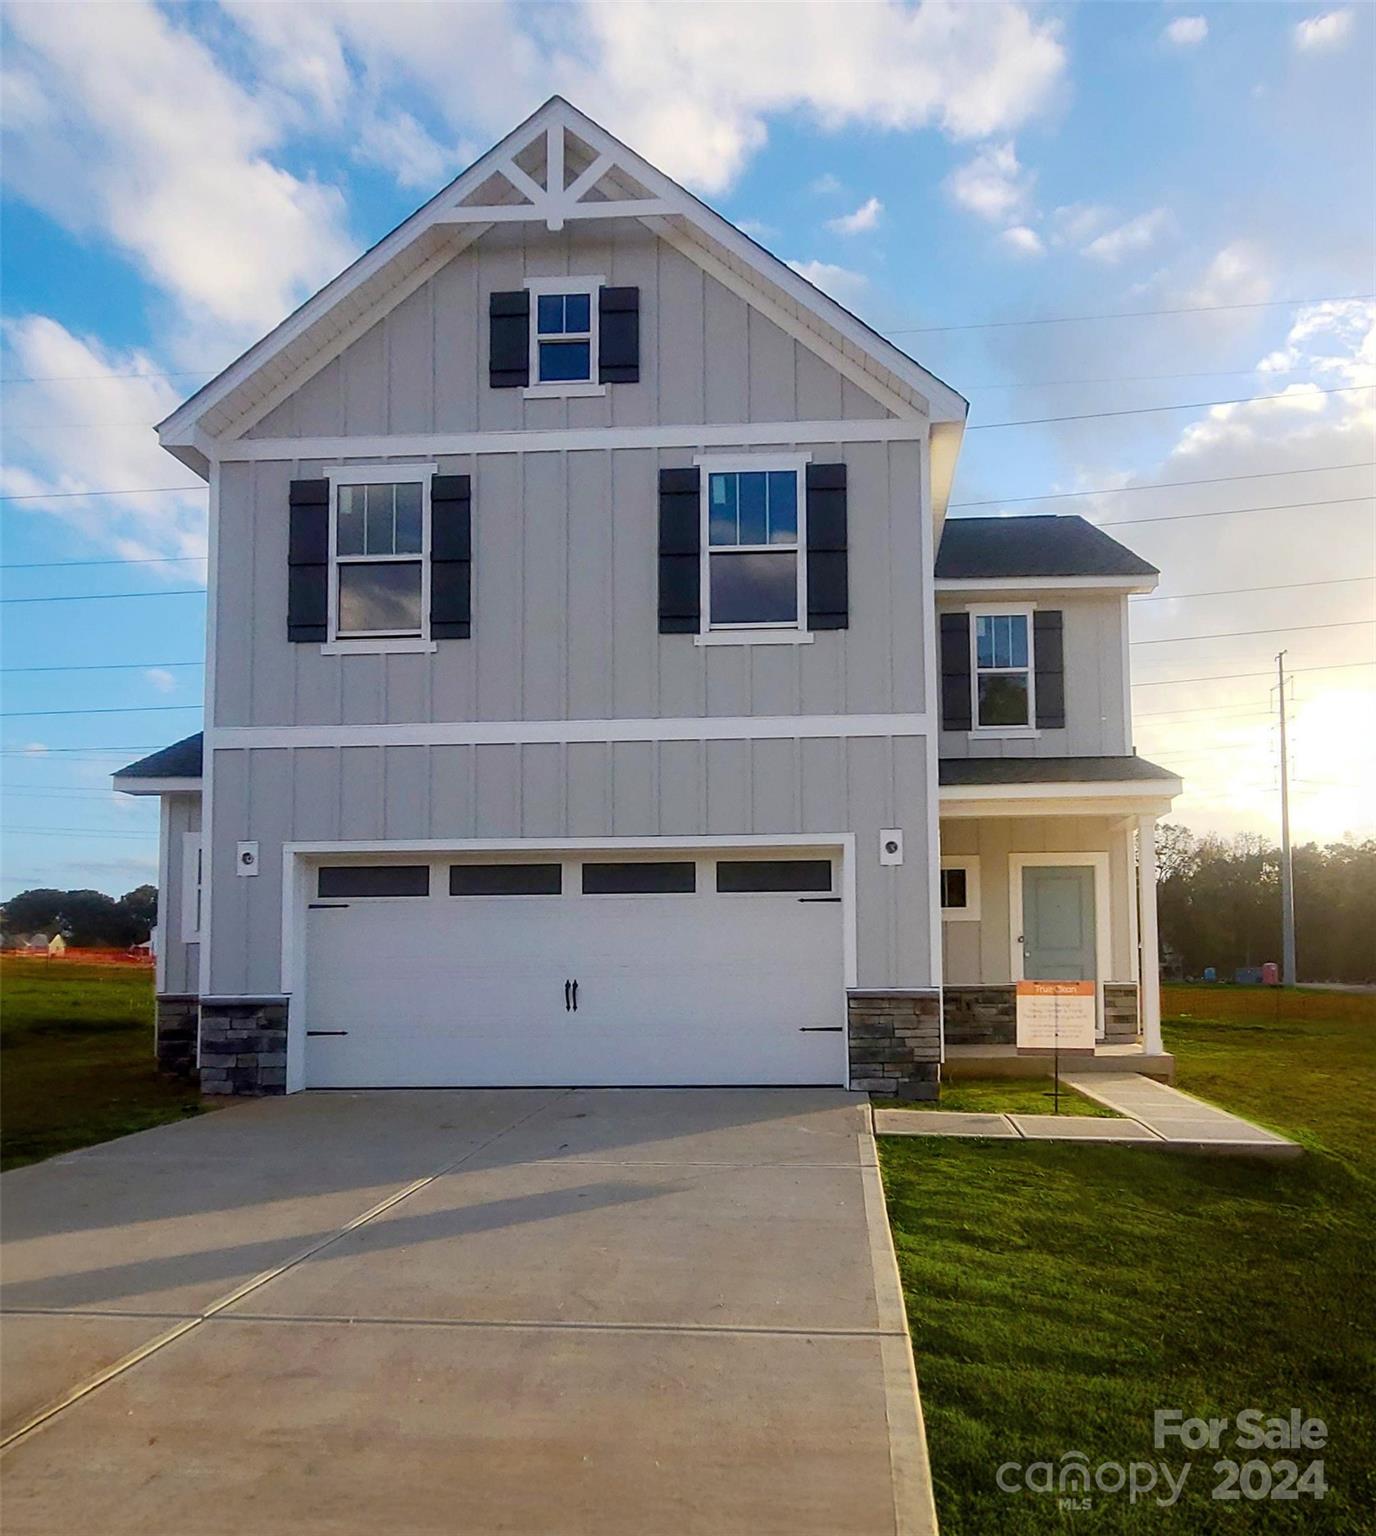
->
[1015, 981, 1096, 1113]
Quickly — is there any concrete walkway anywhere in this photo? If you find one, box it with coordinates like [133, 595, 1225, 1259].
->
[0, 1089, 935, 1536]
[875, 1074, 1300, 1158]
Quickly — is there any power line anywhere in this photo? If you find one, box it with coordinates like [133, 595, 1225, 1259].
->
[0, 660, 202, 675]
[948, 459, 1375, 510]
[0, 555, 206, 572]
[1132, 661, 1376, 687]
[1, 825, 156, 839]
[1131, 619, 1373, 646]
[0, 704, 202, 719]
[880, 292, 1376, 335]
[966, 383, 1372, 432]
[0, 485, 205, 503]
[1102, 494, 1371, 529]
[1133, 576, 1374, 604]
[0, 589, 205, 606]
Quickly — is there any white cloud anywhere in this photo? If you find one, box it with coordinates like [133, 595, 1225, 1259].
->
[1082, 207, 1171, 263]
[810, 172, 844, 196]
[786, 259, 869, 309]
[827, 196, 884, 235]
[145, 668, 178, 695]
[999, 225, 1045, 257]
[1294, 10, 1354, 51]
[1163, 17, 1208, 47]
[1050, 202, 1112, 246]
[946, 141, 1033, 223]
[1186, 241, 1274, 308]
[2, 1, 355, 349]
[0, 316, 208, 568]
[353, 109, 475, 191]
[734, 218, 776, 240]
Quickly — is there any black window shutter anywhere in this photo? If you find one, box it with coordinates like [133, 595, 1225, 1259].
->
[431, 475, 472, 639]
[599, 286, 640, 384]
[658, 467, 700, 634]
[1034, 610, 1065, 728]
[806, 463, 848, 630]
[288, 478, 329, 642]
[939, 612, 972, 730]
[489, 291, 529, 388]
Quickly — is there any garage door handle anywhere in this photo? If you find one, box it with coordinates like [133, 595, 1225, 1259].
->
[309, 902, 350, 910]
[799, 1026, 843, 1032]
[572, 980, 579, 1012]
[797, 897, 841, 903]
[307, 1030, 348, 1036]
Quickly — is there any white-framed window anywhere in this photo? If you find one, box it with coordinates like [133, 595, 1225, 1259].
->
[181, 833, 203, 941]
[939, 856, 981, 922]
[525, 276, 603, 396]
[697, 454, 810, 640]
[324, 463, 434, 652]
[968, 604, 1036, 733]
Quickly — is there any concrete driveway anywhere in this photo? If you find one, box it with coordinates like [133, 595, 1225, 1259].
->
[0, 1089, 935, 1535]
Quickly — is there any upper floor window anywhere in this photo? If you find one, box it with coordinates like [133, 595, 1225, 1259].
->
[331, 474, 429, 641]
[971, 607, 1034, 730]
[702, 461, 805, 632]
[525, 277, 602, 394]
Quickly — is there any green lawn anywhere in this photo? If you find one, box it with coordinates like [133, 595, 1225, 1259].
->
[0, 958, 207, 1171]
[889, 1075, 1120, 1117]
[881, 985, 1375, 1533]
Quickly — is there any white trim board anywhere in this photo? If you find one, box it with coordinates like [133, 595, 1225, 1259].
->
[279, 831, 858, 1093]
[210, 417, 923, 464]
[935, 576, 1157, 595]
[940, 778, 1181, 803]
[1009, 851, 1113, 1038]
[114, 776, 203, 797]
[209, 711, 931, 752]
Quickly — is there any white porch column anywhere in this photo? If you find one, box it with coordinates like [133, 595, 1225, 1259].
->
[1137, 814, 1163, 1055]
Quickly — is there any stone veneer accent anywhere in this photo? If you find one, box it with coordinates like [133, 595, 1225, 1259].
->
[154, 994, 199, 1078]
[942, 986, 1016, 1045]
[1102, 982, 1140, 1044]
[847, 990, 942, 1099]
[198, 999, 288, 1096]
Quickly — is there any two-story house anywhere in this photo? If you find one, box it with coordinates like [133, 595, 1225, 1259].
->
[115, 98, 1179, 1098]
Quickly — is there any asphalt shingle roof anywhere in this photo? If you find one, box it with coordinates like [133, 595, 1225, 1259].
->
[939, 754, 1178, 786]
[114, 732, 204, 781]
[936, 515, 1158, 581]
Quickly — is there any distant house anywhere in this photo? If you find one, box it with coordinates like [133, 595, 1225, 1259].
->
[47, 934, 68, 956]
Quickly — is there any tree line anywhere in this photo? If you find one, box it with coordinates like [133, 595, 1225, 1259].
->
[1, 886, 158, 949]
[1155, 827, 1375, 983]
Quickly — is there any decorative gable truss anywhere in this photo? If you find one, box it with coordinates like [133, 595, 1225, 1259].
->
[445, 120, 673, 230]
[157, 97, 967, 474]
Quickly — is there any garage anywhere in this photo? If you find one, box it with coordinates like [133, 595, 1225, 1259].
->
[301, 850, 848, 1088]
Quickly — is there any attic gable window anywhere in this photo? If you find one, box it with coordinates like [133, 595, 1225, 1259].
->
[525, 276, 603, 397]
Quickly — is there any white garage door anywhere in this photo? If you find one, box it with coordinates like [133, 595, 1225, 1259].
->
[302, 854, 847, 1088]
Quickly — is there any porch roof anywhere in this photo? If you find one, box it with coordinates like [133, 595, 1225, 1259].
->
[939, 754, 1176, 787]
[113, 732, 204, 794]
[939, 754, 1181, 817]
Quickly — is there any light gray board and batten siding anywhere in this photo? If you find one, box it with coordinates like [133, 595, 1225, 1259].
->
[161, 793, 201, 996]
[242, 224, 896, 442]
[203, 735, 933, 1000]
[936, 593, 1130, 759]
[214, 439, 926, 729]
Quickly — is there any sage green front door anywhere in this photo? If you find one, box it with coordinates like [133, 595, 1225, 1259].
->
[1020, 866, 1097, 982]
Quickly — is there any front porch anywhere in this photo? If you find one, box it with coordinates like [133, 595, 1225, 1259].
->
[938, 757, 1180, 1079]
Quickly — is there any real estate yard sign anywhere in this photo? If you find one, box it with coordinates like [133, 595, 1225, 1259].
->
[1015, 980, 1096, 1055]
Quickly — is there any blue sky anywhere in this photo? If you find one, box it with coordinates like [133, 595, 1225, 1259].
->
[2, 0, 1373, 900]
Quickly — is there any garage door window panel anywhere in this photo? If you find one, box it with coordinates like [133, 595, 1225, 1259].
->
[581, 861, 697, 895]
[716, 859, 833, 893]
[318, 865, 430, 898]
[449, 864, 563, 896]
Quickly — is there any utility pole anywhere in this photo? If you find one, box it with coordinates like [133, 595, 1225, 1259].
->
[1276, 650, 1297, 986]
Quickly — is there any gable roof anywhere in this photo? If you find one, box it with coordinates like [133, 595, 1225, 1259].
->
[114, 733, 204, 784]
[157, 97, 966, 477]
[935, 515, 1158, 582]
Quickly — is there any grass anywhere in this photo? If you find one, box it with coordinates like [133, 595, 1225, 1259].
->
[881, 984, 1376, 1533]
[888, 1075, 1121, 1117]
[0, 957, 207, 1171]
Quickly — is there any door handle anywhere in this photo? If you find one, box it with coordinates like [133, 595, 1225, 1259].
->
[564, 979, 571, 1012]
[572, 979, 579, 1012]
